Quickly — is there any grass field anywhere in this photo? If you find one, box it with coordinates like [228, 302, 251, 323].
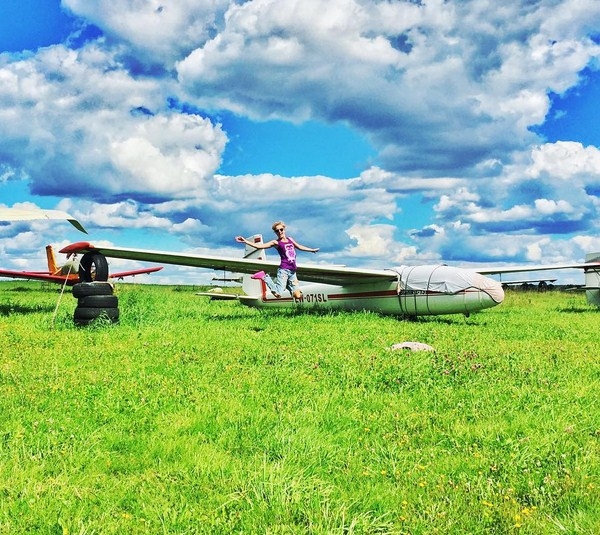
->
[0, 281, 599, 534]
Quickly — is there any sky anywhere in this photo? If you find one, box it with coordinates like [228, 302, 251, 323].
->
[1, 0, 600, 286]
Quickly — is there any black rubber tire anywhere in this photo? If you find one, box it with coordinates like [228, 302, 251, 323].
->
[74, 306, 119, 322]
[72, 282, 114, 298]
[77, 295, 118, 308]
[78, 252, 109, 282]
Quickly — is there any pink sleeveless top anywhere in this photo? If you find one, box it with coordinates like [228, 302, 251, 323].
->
[276, 238, 297, 270]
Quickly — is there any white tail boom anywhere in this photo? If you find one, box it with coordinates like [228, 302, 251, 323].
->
[241, 234, 266, 296]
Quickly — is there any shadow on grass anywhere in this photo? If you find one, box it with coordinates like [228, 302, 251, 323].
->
[202, 305, 477, 325]
[6, 286, 38, 292]
[556, 305, 598, 313]
[0, 303, 55, 316]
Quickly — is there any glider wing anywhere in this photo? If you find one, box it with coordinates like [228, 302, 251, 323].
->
[59, 242, 397, 286]
[0, 208, 87, 233]
[474, 261, 600, 275]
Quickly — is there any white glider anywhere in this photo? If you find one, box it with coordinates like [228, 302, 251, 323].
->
[61, 236, 505, 317]
[60, 236, 600, 316]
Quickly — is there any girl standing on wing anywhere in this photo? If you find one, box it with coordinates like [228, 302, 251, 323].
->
[235, 221, 319, 299]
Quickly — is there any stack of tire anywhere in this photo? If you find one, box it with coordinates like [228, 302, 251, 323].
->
[72, 251, 119, 326]
[72, 282, 119, 326]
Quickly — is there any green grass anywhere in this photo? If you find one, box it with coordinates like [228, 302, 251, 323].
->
[0, 281, 599, 534]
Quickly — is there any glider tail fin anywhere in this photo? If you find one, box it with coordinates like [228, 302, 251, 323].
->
[585, 252, 600, 306]
[242, 234, 266, 296]
[46, 245, 60, 275]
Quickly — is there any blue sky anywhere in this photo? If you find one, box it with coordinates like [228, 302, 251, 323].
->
[1, 0, 600, 285]
[533, 69, 600, 146]
[0, 0, 73, 51]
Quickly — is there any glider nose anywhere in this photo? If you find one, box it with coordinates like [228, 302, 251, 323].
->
[475, 273, 504, 304]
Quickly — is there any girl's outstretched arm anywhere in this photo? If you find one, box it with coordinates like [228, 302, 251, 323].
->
[289, 238, 319, 253]
[235, 236, 276, 249]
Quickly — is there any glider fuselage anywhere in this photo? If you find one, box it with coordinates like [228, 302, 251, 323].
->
[243, 272, 503, 316]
